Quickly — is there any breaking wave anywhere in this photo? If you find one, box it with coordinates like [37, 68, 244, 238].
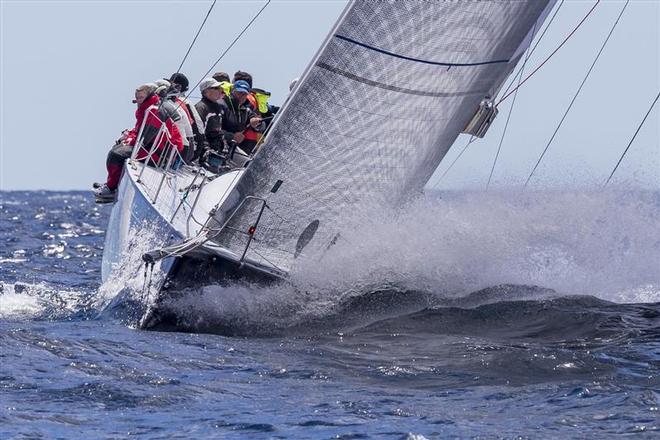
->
[158, 189, 660, 333]
[0, 281, 94, 321]
[95, 221, 172, 325]
[298, 189, 660, 302]
[1, 189, 658, 330]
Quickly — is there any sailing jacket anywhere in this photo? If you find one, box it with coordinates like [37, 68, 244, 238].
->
[195, 96, 229, 153]
[125, 94, 184, 162]
[171, 98, 194, 145]
[222, 94, 265, 154]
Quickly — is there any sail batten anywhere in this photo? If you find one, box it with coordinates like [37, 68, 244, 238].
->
[333, 35, 512, 67]
[210, 0, 556, 274]
[317, 62, 488, 98]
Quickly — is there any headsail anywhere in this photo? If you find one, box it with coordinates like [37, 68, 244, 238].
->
[210, 0, 555, 274]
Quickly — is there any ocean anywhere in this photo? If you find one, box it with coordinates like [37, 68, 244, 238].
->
[1, 190, 658, 438]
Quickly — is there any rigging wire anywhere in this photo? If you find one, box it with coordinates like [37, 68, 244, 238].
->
[433, 2, 563, 190]
[487, 82, 521, 189]
[604, 91, 660, 186]
[499, 0, 565, 100]
[524, 0, 629, 188]
[184, 0, 271, 103]
[498, 0, 601, 106]
[138, 2, 272, 264]
[152, 0, 217, 116]
[431, 136, 477, 189]
[174, 0, 218, 75]
[487, 19, 538, 189]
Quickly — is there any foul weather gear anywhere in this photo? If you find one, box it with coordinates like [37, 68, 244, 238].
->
[222, 94, 265, 155]
[195, 96, 230, 155]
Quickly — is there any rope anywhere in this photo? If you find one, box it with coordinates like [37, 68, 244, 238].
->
[524, 0, 629, 188]
[487, 19, 538, 189]
[431, 136, 477, 189]
[184, 0, 271, 103]
[151, 0, 218, 117]
[160, 0, 270, 136]
[433, 2, 563, 190]
[174, 0, 217, 75]
[499, 0, 565, 100]
[604, 91, 660, 186]
[498, 0, 601, 106]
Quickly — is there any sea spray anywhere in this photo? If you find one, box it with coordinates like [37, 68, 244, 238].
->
[95, 221, 170, 324]
[295, 189, 660, 303]
[159, 189, 660, 332]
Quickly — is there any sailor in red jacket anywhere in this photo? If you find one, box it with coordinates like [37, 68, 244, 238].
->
[130, 93, 183, 163]
[94, 83, 183, 203]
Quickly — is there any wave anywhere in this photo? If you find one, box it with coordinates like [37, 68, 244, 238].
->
[152, 189, 660, 334]
[3, 189, 658, 334]
[293, 189, 660, 303]
[152, 282, 660, 341]
[0, 281, 94, 321]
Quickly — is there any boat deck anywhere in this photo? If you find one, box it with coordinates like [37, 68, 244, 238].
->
[126, 159, 242, 238]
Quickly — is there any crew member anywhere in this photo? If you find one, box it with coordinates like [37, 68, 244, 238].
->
[94, 83, 183, 202]
[156, 79, 195, 162]
[195, 77, 229, 167]
[222, 79, 264, 155]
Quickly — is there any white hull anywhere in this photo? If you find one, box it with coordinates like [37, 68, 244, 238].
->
[99, 160, 281, 327]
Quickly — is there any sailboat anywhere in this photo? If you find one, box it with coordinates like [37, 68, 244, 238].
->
[100, 1, 558, 328]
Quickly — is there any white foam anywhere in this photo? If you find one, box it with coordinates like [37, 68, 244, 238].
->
[0, 282, 86, 320]
[95, 222, 169, 313]
[0, 291, 41, 319]
[131, 190, 660, 328]
[293, 189, 660, 304]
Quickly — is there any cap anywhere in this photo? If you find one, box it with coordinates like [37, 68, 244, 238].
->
[136, 82, 158, 95]
[233, 80, 250, 94]
[199, 77, 223, 93]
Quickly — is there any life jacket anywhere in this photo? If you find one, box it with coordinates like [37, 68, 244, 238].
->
[244, 88, 272, 143]
[244, 128, 261, 142]
[251, 88, 271, 114]
[220, 81, 233, 97]
[246, 93, 258, 112]
[243, 92, 261, 143]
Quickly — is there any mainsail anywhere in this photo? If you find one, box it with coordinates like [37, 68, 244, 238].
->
[210, 0, 555, 274]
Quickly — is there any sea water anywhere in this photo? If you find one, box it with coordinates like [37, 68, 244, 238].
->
[1, 190, 658, 438]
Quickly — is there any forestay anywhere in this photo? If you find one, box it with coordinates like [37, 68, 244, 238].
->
[210, 0, 555, 274]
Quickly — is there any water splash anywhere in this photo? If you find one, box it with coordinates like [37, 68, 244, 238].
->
[0, 281, 92, 321]
[160, 190, 659, 332]
[295, 189, 660, 303]
[95, 221, 170, 325]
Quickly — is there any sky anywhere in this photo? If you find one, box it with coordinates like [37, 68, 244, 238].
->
[1, 0, 658, 191]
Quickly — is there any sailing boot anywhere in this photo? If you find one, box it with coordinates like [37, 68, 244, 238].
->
[94, 184, 117, 204]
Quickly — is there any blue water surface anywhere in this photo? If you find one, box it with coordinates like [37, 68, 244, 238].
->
[1, 191, 658, 439]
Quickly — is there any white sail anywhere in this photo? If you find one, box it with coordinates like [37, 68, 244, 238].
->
[210, 0, 556, 274]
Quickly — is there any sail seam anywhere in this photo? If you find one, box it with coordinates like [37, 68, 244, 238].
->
[317, 62, 484, 98]
[334, 34, 510, 67]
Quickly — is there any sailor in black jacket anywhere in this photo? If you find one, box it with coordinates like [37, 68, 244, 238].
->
[222, 80, 264, 155]
[195, 78, 229, 157]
